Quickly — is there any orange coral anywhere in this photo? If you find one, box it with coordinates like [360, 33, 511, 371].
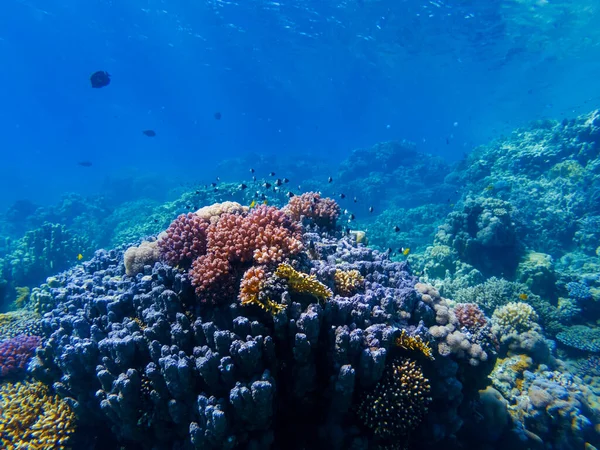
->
[395, 330, 434, 360]
[239, 267, 285, 315]
[334, 269, 364, 296]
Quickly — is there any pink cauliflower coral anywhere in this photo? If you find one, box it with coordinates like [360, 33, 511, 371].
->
[158, 213, 209, 267]
[284, 192, 340, 228]
[190, 205, 302, 303]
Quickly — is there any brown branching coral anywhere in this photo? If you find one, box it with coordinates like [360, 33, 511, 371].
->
[239, 267, 286, 315]
[334, 269, 364, 297]
[275, 263, 332, 301]
[395, 330, 434, 360]
[358, 358, 431, 440]
[0, 381, 76, 449]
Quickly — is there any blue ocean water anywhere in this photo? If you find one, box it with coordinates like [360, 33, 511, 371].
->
[1, 0, 599, 208]
[2, 1, 600, 449]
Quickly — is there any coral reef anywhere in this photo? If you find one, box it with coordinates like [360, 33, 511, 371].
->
[26, 199, 501, 449]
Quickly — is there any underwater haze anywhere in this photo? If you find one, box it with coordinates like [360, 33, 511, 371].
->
[2, 1, 600, 449]
[2, 0, 600, 207]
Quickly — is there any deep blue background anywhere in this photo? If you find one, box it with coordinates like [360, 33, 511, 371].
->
[1, 0, 599, 209]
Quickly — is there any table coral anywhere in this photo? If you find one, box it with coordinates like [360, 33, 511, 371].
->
[556, 325, 600, 353]
[0, 381, 76, 449]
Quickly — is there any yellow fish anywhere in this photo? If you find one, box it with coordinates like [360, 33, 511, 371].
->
[485, 184, 494, 191]
[263, 200, 268, 205]
[77, 253, 83, 261]
[249, 200, 256, 208]
[518, 293, 528, 300]
[402, 247, 410, 256]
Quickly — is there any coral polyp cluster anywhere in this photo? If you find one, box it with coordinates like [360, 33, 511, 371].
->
[358, 357, 432, 440]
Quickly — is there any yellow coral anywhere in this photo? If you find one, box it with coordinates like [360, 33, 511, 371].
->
[275, 263, 332, 301]
[395, 330, 434, 360]
[239, 267, 286, 315]
[14, 287, 30, 309]
[0, 381, 76, 449]
[334, 269, 364, 297]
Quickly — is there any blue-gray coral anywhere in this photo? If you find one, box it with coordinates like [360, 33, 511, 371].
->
[30, 220, 494, 449]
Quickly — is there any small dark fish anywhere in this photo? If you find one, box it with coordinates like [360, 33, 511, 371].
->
[78, 161, 93, 167]
[369, 206, 374, 213]
[214, 187, 219, 191]
[446, 137, 450, 144]
[216, 177, 220, 181]
[354, 197, 358, 203]
[393, 226, 400, 232]
[252, 176, 257, 182]
[387, 248, 393, 254]
[142, 130, 156, 137]
[260, 193, 267, 200]
[211, 182, 217, 187]
[90, 71, 110, 88]
[339, 193, 346, 199]
[283, 178, 290, 183]
[286, 191, 295, 198]
[239, 183, 247, 190]
[195, 190, 200, 194]
[312, 196, 319, 203]
[214, 112, 222, 120]
[153, 219, 159, 223]
[269, 172, 276, 177]
[328, 176, 333, 183]
[250, 168, 255, 174]
[275, 179, 283, 187]
[345, 227, 351, 235]
[348, 214, 355, 221]
[263, 182, 272, 189]
[185, 205, 191, 209]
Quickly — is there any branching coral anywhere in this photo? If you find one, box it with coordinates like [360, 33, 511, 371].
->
[454, 303, 488, 332]
[0, 334, 41, 378]
[0, 381, 76, 449]
[283, 192, 341, 228]
[158, 213, 209, 268]
[275, 263, 332, 301]
[190, 205, 303, 303]
[491, 302, 548, 359]
[334, 269, 364, 297]
[239, 266, 285, 315]
[357, 357, 431, 440]
[395, 330, 434, 360]
[556, 325, 600, 352]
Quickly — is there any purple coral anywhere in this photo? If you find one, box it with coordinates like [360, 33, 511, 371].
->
[0, 334, 41, 377]
[158, 213, 209, 267]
